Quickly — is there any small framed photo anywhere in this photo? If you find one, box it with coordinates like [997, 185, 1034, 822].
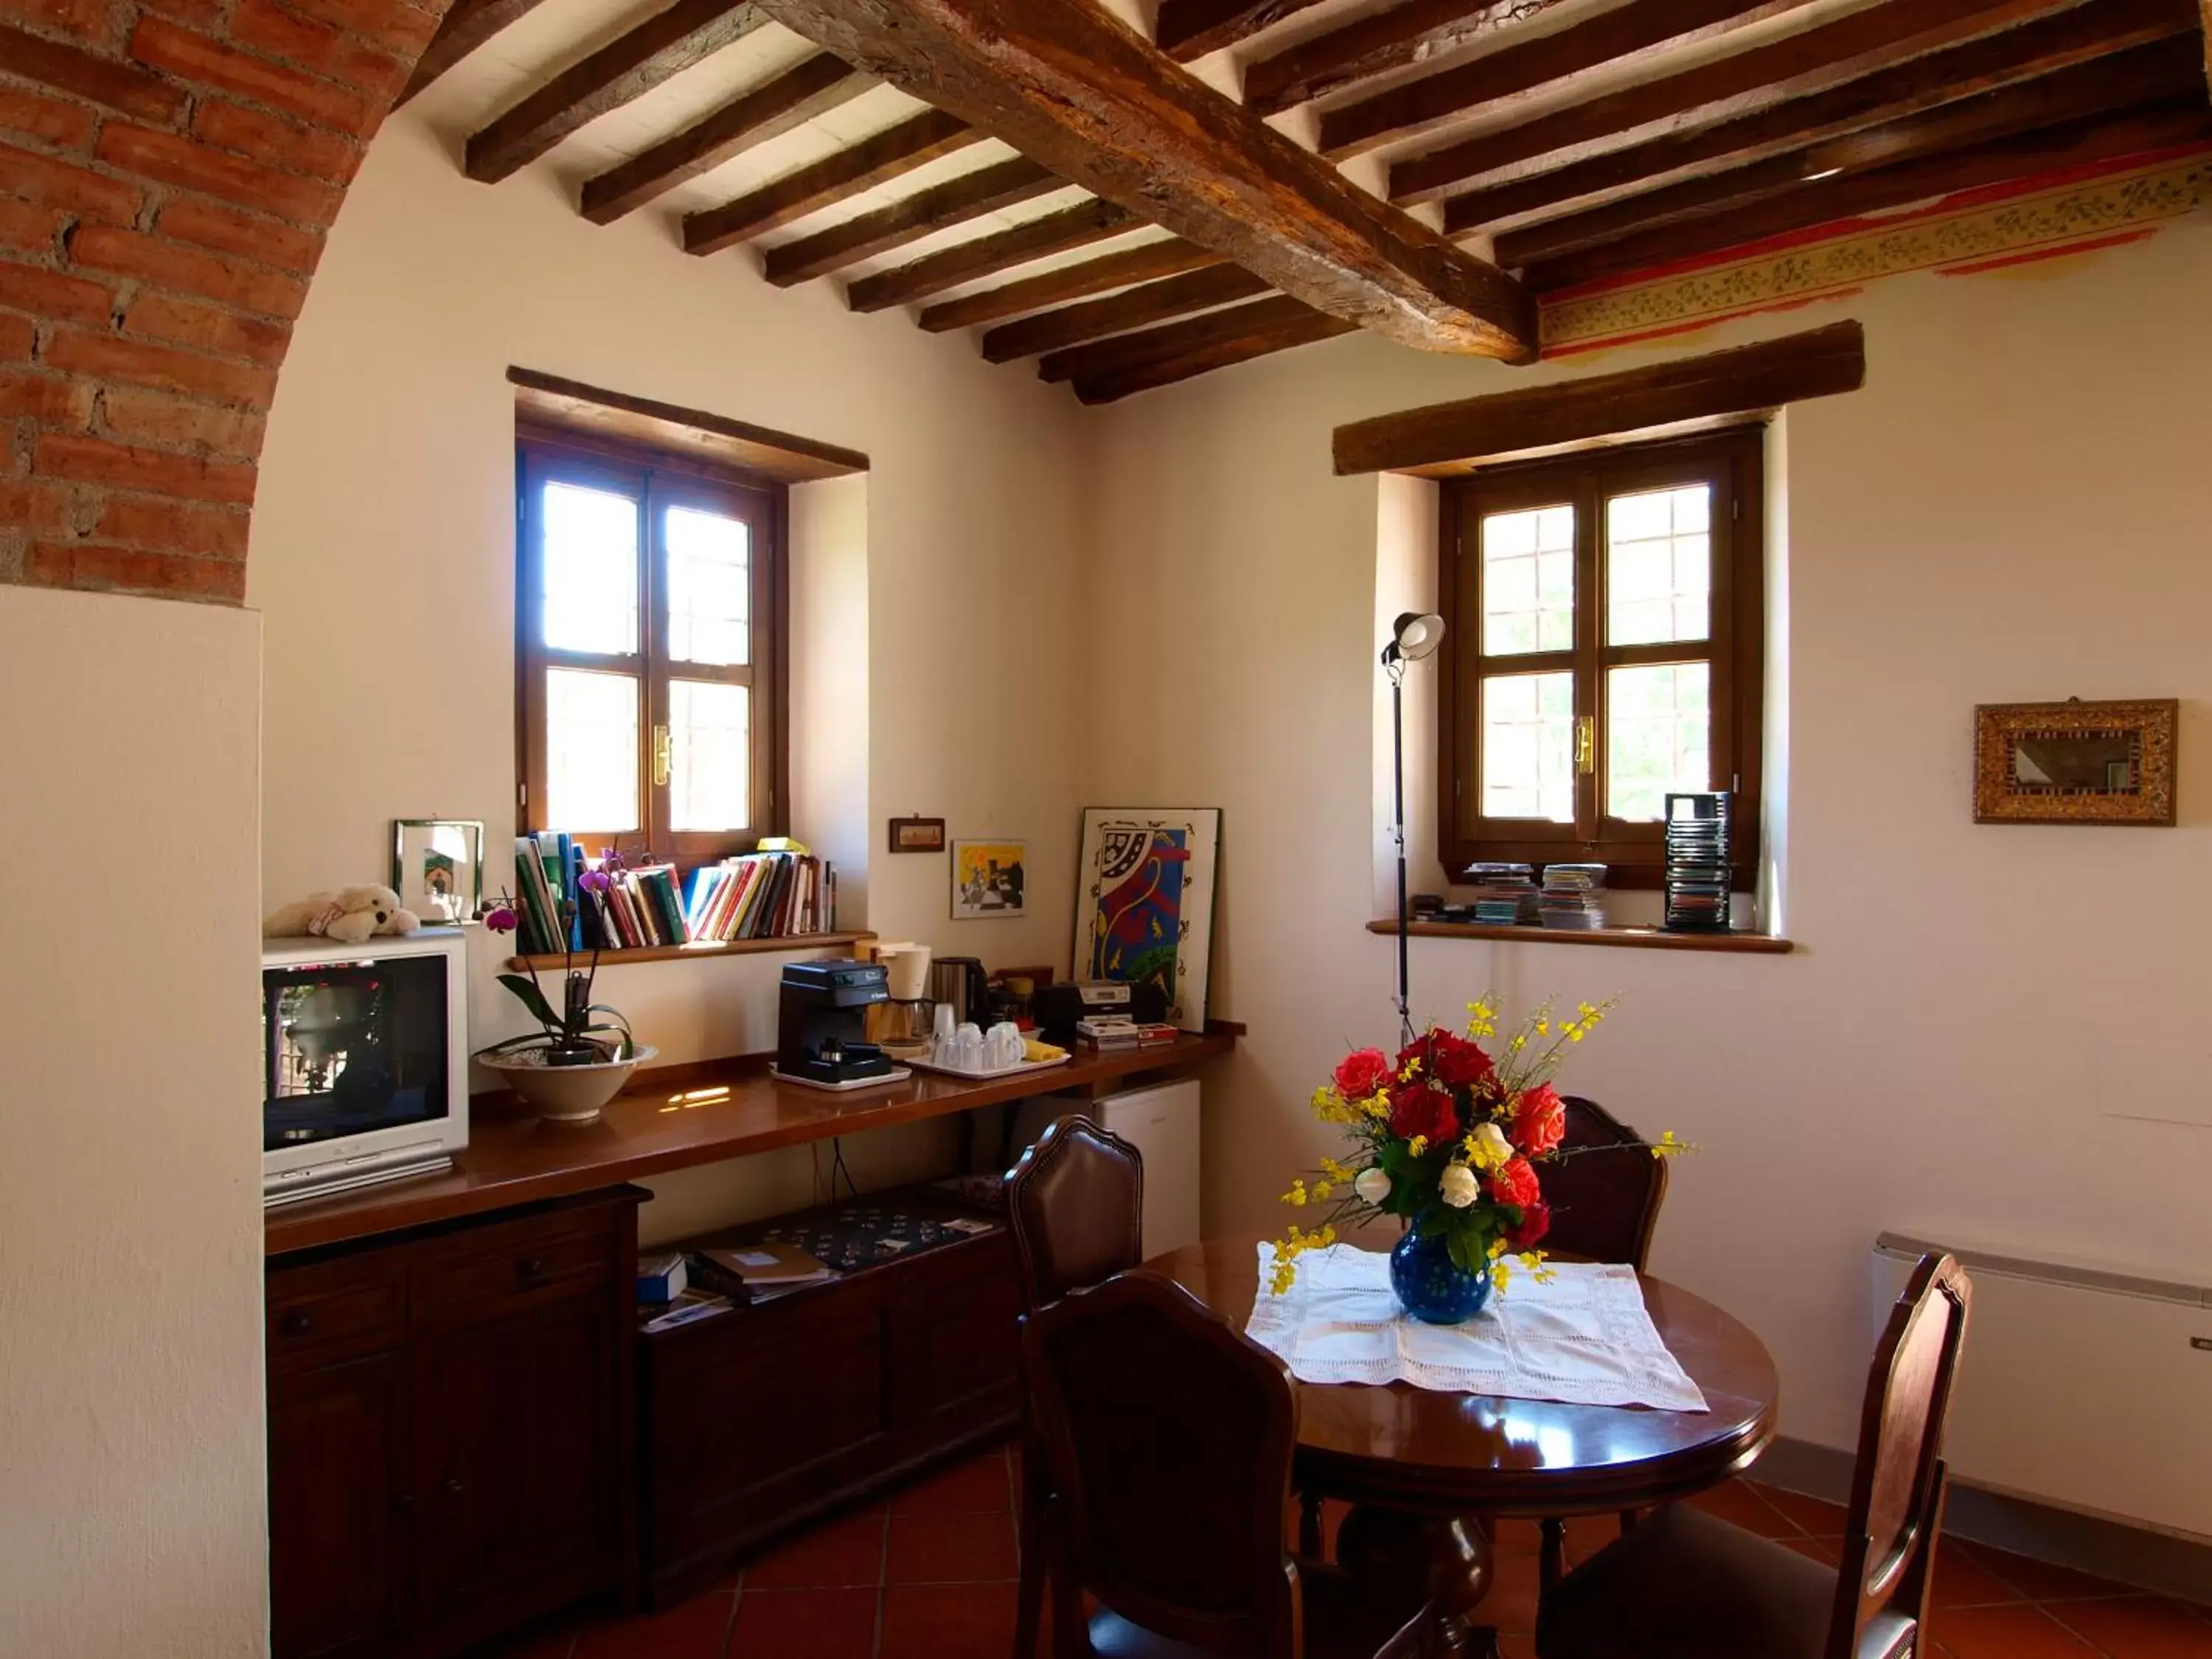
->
[1973, 699, 2178, 826]
[888, 815, 947, 854]
[952, 839, 1026, 919]
[392, 819, 486, 922]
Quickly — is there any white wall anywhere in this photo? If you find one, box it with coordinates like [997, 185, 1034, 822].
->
[0, 588, 266, 1656]
[1083, 219, 2212, 1452]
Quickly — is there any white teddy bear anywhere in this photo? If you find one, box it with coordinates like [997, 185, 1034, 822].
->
[262, 884, 422, 946]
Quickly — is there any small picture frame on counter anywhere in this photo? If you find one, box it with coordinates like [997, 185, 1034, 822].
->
[392, 818, 485, 923]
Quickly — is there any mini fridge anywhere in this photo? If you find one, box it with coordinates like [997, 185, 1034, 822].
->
[1009, 1078, 1201, 1259]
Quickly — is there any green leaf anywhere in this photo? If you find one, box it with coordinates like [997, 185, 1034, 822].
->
[497, 973, 560, 1029]
[580, 1021, 634, 1060]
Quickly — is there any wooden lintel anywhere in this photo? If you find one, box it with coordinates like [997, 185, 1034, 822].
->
[400, 0, 551, 104]
[846, 198, 1141, 313]
[465, 0, 771, 184]
[683, 110, 984, 254]
[747, 0, 1535, 358]
[919, 239, 1223, 333]
[1158, 0, 1330, 63]
[1055, 293, 1359, 404]
[1331, 321, 1866, 477]
[981, 263, 1272, 362]
[759, 156, 1059, 285]
[580, 52, 872, 223]
[509, 366, 869, 483]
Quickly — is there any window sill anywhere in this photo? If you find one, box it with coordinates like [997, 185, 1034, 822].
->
[507, 930, 875, 970]
[1367, 919, 1792, 956]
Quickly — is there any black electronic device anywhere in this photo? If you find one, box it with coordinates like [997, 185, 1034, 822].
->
[777, 959, 895, 1085]
[1032, 978, 1169, 1044]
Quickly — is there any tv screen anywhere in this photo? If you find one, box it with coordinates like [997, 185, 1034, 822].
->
[263, 953, 451, 1152]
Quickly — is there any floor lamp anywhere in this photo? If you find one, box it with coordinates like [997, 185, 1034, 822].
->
[1382, 611, 1445, 1043]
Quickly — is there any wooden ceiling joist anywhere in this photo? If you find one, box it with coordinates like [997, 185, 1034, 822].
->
[981, 264, 1273, 362]
[759, 156, 1059, 285]
[1047, 293, 1360, 404]
[1157, 0, 1332, 63]
[845, 198, 1144, 313]
[683, 109, 984, 254]
[465, 0, 771, 183]
[918, 240, 1225, 334]
[746, 0, 1534, 358]
[1444, 0, 2202, 234]
[1247, 0, 1548, 119]
[1390, 0, 2090, 206]
[580, 52, 871, 223]
[400, 0, 551, 104]
[1318, 0, 1782, 158]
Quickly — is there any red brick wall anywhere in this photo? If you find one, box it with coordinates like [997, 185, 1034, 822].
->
[1, 0, 449, 602]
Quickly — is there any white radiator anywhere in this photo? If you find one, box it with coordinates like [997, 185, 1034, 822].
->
[1873, 1234, 2212, 1541]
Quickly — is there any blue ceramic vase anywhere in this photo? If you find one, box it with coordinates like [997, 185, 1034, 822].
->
[1389, 1227, 1493, 1325]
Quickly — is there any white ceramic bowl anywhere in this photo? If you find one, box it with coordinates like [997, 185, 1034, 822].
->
[475, 1043, 657, 1123]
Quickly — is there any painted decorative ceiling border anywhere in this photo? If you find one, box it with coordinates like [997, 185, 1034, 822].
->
[1536, 142, 2212, 358]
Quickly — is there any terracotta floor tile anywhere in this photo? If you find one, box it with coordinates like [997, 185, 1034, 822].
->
[2049, 1596, 2212, 1658]
[1781, 1536, 1841, 1568]
[1481, 1568, 1542, 1637]
[1562, 1514, 1620, 1562]
[1933, 1539, 2031, 1610]
[744, 1509, 888, 1590]
[880, 1582, 1018, 1659]
[1496, 1634, 1536, 1659]
[571, 1591, 734, 1659]
[887, 1512, 1020, 1585]
[1965, 1541, 2140, 1603]
[1682, 1481, 1797, 1539]
[891, 1447, 1013, 1517]
[1930, 1604, 2104, 1658]
[726, 1587, 879, 1659]
[1489, 1519, 1543, 1559]
[1749, 1483, 1850, 1536]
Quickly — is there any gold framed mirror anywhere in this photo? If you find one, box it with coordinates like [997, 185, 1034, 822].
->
[1973, 699, 2177, 826]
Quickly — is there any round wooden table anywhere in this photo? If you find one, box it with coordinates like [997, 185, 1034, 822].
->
[1149, 1236, 1780, 1655]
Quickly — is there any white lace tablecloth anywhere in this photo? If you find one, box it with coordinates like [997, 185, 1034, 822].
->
[1247, 1243, 1707, 1412]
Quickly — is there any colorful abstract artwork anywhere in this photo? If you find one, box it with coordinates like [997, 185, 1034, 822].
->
[951, 840, 1026, 919]
[1074, 808, 1221, 1032]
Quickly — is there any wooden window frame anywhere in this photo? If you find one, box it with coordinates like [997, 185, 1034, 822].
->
[1437, 427, 1764, 890]
[515, 425, 789, 866]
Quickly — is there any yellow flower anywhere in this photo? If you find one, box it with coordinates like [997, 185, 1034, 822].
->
[1652, 1130, 1691, 1158]
[1509, 1032, 1527, 1053]
[1313, 1182, 1334, 1202]
[1407, 1135, 1428, 1159]
[1319, 1155, 1355, 1184]
[1281, 1179, 1309, 1207]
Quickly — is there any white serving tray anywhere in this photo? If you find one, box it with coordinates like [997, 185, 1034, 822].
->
[769, 1065, 914, 1093]
[907, 1053, 1074, 1083]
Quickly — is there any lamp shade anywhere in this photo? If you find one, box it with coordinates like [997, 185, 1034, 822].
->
[1390, 611, 1446, 663]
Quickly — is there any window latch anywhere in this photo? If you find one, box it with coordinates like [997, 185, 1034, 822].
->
[1575, 715, 1596, 776]
[653, 724, 672, 788]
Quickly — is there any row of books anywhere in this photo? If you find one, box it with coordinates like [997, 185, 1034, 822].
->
[507, 833, 837, 956]
[681, 851, 836, 943]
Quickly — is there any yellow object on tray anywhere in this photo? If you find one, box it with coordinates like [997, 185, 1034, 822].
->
[1023, 1039, 1068, 1064]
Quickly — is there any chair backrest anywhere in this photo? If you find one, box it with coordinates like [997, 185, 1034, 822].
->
[1826, 1253, 1973, 1659]
[1023, 1270, 1302, 1655]
[1004, 1113, 1145, 1313]
[1537, 1097, 1669, 1270]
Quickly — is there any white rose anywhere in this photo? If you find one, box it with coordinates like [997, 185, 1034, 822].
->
[1439, 1163, 1478, 1208]
[1354, 1167, 1392, 1205]
[1469, 1121, 1512, 1168]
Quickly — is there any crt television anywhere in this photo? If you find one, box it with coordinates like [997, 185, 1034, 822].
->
[262, 927, 469, 1206]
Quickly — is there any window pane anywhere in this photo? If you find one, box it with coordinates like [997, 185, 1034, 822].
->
[541, 481, 639, 655]
[1607, 484, 1709, 647]
[669, 678, 751, 832]
[666, 506, 751, 667]
[1481, 671, 1574, 822]
[1607, 662, 1709, 821]
[1481, 504, 1574, 656]
[544, 668, 639, 831]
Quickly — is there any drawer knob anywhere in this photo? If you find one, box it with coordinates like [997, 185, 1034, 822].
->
[277, 1310, 313, 1338]
[518, 1257, 548, 1281]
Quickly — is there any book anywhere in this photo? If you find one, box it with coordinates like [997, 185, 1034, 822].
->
[695, 1243, 835, 1289]
[637, 1251, 687, 1303]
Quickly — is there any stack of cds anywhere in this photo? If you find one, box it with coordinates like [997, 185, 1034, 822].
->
[1465, 861, 1540, 925]
[1663, 793, 1733, 933]
[1539, 863, 1608, 930]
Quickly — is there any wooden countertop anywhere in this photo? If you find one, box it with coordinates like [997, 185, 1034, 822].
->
[265, 1030, 1236, 1256]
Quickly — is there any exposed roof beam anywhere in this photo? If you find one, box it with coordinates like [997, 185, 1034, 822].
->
[981, 264, 1273, 361]
[759, 156, 1059, 285]
[846, 198, 1144, 312]
[465, 0, 771, 183]
[683, 110, 985, 254]
[1523, 97, 2212, 292]
[919, 239, 1225, 333]
[400, 0, 552, 104]
[1248, 1, 1543, 119]
[747, 0, 1534, 358]
[580, 52, 872, 223]
[1391, 0, 2088, 206]
[1048, 293, 1360, 403]
[1445, 0, 2201, 234]
[1317, 0, 1786, 156]
[1495, 38, 2205, 268]
[1158, 0, 1332, 63]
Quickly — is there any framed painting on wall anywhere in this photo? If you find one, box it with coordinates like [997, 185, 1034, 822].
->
[1073, 807, 1222, 1033]
[1973, 698, 2178, 826]
[952, 840, 1026, 919]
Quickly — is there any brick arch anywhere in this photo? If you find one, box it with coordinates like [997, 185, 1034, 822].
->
[1, 0, 455, 602]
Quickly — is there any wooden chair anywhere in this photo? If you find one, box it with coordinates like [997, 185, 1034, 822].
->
[1006, 1114, 1147, 1659]
[1535, 1253, 1973, 1659]
[1023, 1270, 1431, 1659]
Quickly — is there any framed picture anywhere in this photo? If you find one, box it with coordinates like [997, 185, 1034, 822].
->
[1973, 699, 2178, 826]
[392, 819, 486, 922]
[888, 815, 946, 854]
[952, 840, 1026, 919]
[1074, 808, 1221, 1033]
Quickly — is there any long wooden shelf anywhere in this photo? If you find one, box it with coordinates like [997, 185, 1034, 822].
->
[507, 930, 874, 970]
[264, 1029, 1237, 1256]
[1368, 919, 1794, 955]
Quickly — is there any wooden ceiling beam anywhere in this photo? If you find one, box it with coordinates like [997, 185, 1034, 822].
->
[683, 110, 984, 254]
[1053, 293, 1360, 404]
[1248, 0, 1539, 119]
[759, 155, 1059, 285]
[1445, 0, 2202, 234]
[846, 198, 1143, 312]
[580, 52, 872, 223]
[465, 0, 772, 183]
[1391, 0, 2088, 205]
[400, 0, 551, 104]
[1157, 0, 1332, 63]
[1318, 0, 1784, 156]
[981, 264, 1273, 361]
[1523, 97, 2212, 292]
[1495, 38, 2205, 267]
[919, 239, 1225, 333]
[747, 0, 1535, 358]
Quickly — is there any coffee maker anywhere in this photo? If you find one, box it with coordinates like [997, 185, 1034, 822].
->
[777, 960, 894, 1085]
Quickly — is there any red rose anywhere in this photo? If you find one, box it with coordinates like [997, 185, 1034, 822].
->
[1512, 1084, 1566, 1157]
[1508, 1200, 1551, 1250]
[1333, 1047, 1392, 1100]
[1388, 1082, 1460, 1147]
[1428, 1032, 1496, 1089]
[1491, 1155, 1542, 1210]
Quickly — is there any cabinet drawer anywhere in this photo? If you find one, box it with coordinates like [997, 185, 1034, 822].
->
[413, 1212, 614, 1318]
[268, 1270, 406, 1366]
